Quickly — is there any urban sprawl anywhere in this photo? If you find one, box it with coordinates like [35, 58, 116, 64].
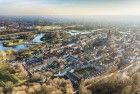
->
[0, 16, 140, 94]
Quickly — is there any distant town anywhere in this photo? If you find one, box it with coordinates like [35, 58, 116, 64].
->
[0, 16, 140, 94]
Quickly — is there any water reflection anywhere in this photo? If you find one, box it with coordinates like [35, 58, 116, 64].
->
[0, 33, 45, 51]
[0, 43, 29, 51]
[32, 33, 45, 43]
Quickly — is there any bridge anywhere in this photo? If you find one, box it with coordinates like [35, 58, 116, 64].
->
[24, 42, 40, 45]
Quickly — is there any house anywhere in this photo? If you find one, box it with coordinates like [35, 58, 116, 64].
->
[65, 72, 81, 85]
[64, 54, 79, 64]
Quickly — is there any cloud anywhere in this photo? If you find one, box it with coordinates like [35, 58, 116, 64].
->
[0, 0, 140, 15]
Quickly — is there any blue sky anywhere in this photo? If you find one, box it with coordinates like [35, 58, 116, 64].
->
[0, 0, 140, 15]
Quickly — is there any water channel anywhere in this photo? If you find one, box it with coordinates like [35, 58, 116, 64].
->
[0, 33, 45, 51]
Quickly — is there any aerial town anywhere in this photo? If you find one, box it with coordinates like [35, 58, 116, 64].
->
[0, 16, 140, 94]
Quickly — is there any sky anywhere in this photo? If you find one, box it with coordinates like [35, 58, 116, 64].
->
[0, 0, 140, 15]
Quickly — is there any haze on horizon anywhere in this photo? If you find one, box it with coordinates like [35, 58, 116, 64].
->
[0, 0, 140, 15]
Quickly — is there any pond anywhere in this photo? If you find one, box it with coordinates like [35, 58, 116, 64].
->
[0, 33, 45, 51]
[67, 29, 102, 36]
[0, 42, 29, 51]
[32, 33, 45, 43]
